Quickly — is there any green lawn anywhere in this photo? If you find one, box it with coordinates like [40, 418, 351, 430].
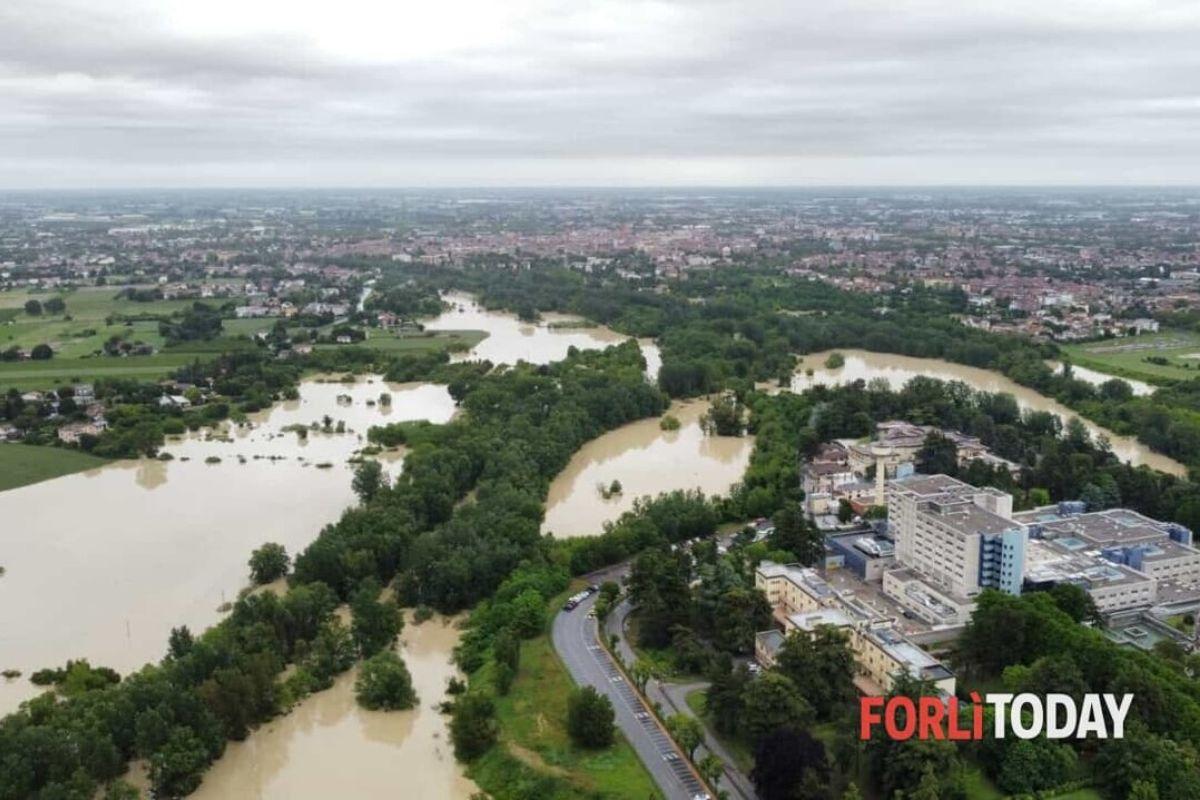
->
[315, 329, 487, 353]
[0, 444, 109, 492]
[1061, 329, 1200, 384]
[0, 287, 197, 357]
[0, 353, 202, 392]
[470, 587, 660, 799]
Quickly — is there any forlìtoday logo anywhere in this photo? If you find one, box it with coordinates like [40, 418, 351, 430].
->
[859, 693, 1134, 741]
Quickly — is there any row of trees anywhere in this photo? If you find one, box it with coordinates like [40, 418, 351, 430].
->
[0, 340, 666, 799]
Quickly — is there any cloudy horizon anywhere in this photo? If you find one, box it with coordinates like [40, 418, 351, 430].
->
[2, 0, 1199, 189]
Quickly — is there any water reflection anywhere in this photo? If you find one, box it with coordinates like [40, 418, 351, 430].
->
[192, 613, 476, 800]
[0, 377, 457, 714]
[542, 401, 755, 538]
[424, 292, 661, 380]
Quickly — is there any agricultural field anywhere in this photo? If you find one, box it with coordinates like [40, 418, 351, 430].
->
[0, 286, 198, 356]
[315, 328, 487, 353]
[0, 443, 109, 492]
[1060, 329, 1200, 384]
[0, 353, 204, 392]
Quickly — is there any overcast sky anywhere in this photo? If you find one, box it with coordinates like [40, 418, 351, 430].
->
[2, 0, 1199, 188]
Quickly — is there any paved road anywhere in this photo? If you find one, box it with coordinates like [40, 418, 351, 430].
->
[552, 572, 710, 800]
[605, 599, 761, 800]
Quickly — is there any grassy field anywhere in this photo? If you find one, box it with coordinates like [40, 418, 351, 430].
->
[0, 283, 488, 391]
[0, 287, 196, 357]
[315, 329, 487, 353]
[1061, 330, 1200, 384]
[0, 353, 203, 392]
[0, 443, 109, 491]
[468, 587, 660, 799]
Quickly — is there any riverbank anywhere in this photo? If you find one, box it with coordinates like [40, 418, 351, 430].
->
[789, 349, 1186, 476]
[467, 586, 660, 799]
[542, 400, 754, 538]
[190, 612, 477, 800]
[0, 375, 458, 714]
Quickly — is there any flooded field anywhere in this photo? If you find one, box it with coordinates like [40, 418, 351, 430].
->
[424, 292, 660, 379]
[791, 350, 1185, 476]
[0, 377, 456, 713]
[542, 401, 754, 538]
[191, 613, 475, 800]
[1049, 360, 1154, 396]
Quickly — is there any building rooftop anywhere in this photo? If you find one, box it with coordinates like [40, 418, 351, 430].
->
[788, 608, 855, 631]
[863, 625, 955, 683]
[1025, 539, 1151, 589]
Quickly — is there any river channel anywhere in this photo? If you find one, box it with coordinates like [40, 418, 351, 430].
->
[190, 612, 476, 800]
[0, 377, 458, 714]
[542, 400, 755, 538]
[423, 291, 661, 377]
[791, 349, 1184, 476]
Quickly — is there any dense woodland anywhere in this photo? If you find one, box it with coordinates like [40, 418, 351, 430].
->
[9, 261, 1200, 798]
[379, 262, 1200, 478]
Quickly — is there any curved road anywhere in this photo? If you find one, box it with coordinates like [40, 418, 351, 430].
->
[552, 570, 710, 800]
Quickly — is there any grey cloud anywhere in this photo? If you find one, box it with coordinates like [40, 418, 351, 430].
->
[1, 0, 1199, 186]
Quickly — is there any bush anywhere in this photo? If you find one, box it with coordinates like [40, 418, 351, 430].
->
[450, 692, 498, 761]
[248, 542, 289, 584]
[354, 650, 417, 710]
[566, 686, 615, 748]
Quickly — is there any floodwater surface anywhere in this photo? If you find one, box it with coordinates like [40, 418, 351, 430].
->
[424, 292, 661, 379]
[542, 401, 755, 538]
[790, 349, 1184, 476]
[191, 613, 476, 800]
[0, 377, 456, 713]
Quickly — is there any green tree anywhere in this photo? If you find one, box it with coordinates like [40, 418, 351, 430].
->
[712, 586, 773, 654]
[706, 660, 749, 735]
[665, 713, 705, 761]
[148, 727, 211, 798]
[916, 432, 958, 475]
[750, 726, 828, 800]
[1129, 780, 1161, 800]
[771, 501, 824, 564]
[30, 343, 53, 360]
[566, 686, 615, 748]
[24, 299, 42, 315]
[355, 650, 417, 710]
[449, 693, 498, 761]
[44, 297, 66, 314]
[775, 627, 858, 720]
[698, 753, 724, 789]
[741, 672, 814, 745]
[248, 542, 289, 584]
[352, 460, 387, 503]
[630, 658, 657, 693]
[350, 579, 402, 656]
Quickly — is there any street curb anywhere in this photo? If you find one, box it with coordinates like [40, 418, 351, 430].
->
[593, 617, 717, 798]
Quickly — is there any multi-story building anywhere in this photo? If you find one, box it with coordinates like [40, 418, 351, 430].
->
[882, 474, 1200, 619]
[754, 561, 956, 697]
[887, 474, 1026, 600]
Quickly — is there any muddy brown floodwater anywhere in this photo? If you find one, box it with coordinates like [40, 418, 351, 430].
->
[789, 349, 1184, 476]
[423, 291, 661, 379]
[542, 401, 755, 538]
[191, 612, 476, 800]
[0, 377, 457, 714]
